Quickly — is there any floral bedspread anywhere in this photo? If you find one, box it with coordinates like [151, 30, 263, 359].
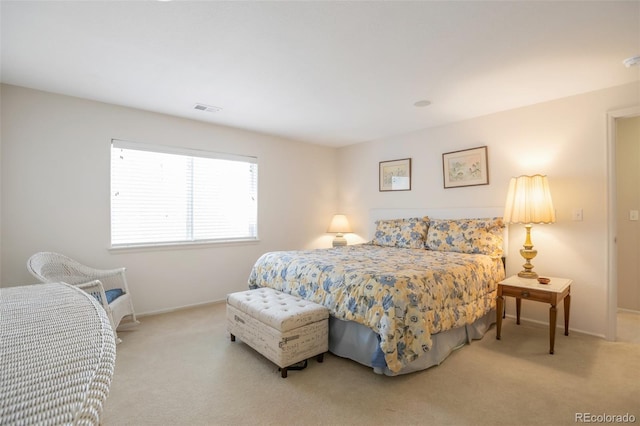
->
[248, 244, 505, 373]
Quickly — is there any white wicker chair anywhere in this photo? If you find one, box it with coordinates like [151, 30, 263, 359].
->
[27, 252, 139, 343]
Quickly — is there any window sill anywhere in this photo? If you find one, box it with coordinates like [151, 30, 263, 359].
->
[108, 238, 260, 253]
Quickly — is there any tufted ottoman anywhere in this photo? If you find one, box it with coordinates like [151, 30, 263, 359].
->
[226, 288, 329, 378]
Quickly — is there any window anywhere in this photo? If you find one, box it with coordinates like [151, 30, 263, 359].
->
[111, 139, 258, 247]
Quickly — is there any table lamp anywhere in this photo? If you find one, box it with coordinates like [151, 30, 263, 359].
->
[503, 174, 556, 278]
[327, 214, 352, 247]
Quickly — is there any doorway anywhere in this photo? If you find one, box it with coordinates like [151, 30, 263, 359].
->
[608, 107, 640, 342]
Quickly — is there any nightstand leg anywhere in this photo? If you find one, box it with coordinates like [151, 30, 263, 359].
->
[496, 295, 503, 340]
[516, 298, 522, 325]
[564, 294, 571, 336]
[549, 305, 557, 354]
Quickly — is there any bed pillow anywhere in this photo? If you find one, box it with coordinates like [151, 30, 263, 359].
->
[372, 216, 429, 249]
[426, 217, 504, 256]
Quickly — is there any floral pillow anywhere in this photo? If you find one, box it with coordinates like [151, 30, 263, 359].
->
[372, 217, 429, 249]
[426, 217, 505, 256]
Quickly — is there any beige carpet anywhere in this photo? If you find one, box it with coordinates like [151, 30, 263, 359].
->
[617, 310, 640, 344]
[102, 303, 639, 426]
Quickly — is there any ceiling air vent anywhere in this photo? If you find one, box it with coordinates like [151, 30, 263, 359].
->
[193, 103, 222, 113]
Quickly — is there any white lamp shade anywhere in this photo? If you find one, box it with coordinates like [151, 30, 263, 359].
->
[503, 174, 556, 224]
[327, 214, 352, 233]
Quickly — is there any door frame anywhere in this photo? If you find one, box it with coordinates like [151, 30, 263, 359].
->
[606, 106, 640, 341]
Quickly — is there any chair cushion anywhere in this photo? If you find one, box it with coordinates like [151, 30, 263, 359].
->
[104, 288, 124, 304]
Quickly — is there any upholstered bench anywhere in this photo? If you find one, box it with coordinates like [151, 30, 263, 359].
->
[226, 287, 329, 378]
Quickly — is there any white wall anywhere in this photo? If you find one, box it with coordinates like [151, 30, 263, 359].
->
[3, 82, 639, 336]
[0, 84, 338, 314]
[338, 82, 640, 338]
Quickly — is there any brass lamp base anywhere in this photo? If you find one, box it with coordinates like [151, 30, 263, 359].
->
[518, 225, 539, 279]
[518, 269, 539, 279]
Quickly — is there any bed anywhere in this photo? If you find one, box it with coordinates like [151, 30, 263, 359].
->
[248, 208, 506, 375]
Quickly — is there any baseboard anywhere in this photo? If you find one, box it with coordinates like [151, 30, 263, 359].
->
[503, 314, 605, 339]
[617, 307, 640, 315]
[137, 298, 226, 318]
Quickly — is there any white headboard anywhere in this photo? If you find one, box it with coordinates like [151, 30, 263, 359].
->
[369, 207, 508, 254]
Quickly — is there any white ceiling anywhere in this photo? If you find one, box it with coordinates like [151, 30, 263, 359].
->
[1, 1, 639, 147]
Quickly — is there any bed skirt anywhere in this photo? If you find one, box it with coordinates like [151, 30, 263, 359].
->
[329, 309, 496, 376]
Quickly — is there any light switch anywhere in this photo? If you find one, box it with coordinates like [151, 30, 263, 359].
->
[572, 208, 583, 221]
[630, 210, 639, 221]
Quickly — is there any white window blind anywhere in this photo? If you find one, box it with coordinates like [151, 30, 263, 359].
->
[111, 139, 258, 247]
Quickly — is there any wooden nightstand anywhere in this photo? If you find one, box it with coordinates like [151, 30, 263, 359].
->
[496, 275, 572, 354]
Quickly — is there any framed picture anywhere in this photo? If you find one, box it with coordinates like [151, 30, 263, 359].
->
[379, 158, 411, 191]
[442, 146, 489, 188]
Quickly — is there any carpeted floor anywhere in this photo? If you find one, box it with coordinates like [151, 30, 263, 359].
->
[617, 310, 640, 344]
[102, 303, 639, 426]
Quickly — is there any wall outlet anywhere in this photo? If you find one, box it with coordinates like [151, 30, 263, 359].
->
[572, 208, 583, 221]
[630, 210, 639, 221]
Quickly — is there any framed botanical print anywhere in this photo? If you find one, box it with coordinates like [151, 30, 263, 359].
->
[379, 158, 411, 191]
[442, 146, 489, 188]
